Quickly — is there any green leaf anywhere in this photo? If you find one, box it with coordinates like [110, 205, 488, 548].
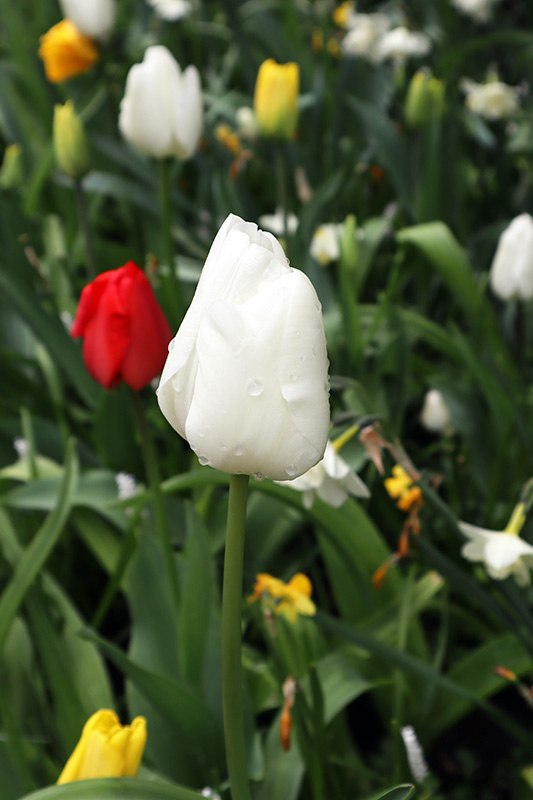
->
[15, 777, 202, 800]
[363, 785, 415, 800]
[0, 439, 78, 657]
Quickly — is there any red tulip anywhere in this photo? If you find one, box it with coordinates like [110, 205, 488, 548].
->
[71, 261, 172, 390]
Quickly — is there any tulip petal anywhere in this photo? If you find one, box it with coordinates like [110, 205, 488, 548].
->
[81, 282, 130, 389]
[172, 66, 203, 159]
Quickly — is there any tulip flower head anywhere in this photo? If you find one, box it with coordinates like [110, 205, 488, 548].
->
[157, 214, 330, 480]
[489, 213, 533, 301]
[147, 0, 193, 20]
[57, 709, 146, 784]
[39, 20, 99, 83]
[59, 0, 116, 40]
[248, 573, 316, 623]
[253, 59, 299, 140]
[71, 261, 172, 390]
[450, 0, 501, 23]
[53, 101, 90, 179]
[119, 46, 203, 160]
[420, 389, 454, 435]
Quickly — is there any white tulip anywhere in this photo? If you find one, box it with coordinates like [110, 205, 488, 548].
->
[489, 213, 533, 301]
[377, 27, 431, 65]
[450, 0, 501, 23]
[459, 521, 533, 586]
[420, 389, 453, 435]
[119, 46, 203, 160]
[462, 78, 520, 120]
[340, 13, 391, 63]
[59, 0, 116, 39]
[146, 0, 192, 21]
[157, 214, 330, 480]
[310, 224, 343, 265]
[276, 441, 369, 509]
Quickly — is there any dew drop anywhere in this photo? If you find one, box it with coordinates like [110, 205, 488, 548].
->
[220, 444, 228, 452]
[299, 353, 306, 362]
[290, 372, 297, 382]
[323, 380, 330, 393]
[315, 301, 322, 312]
[312, 345, 318, 356]
[247, 378, 264, 396]
[285, 464, 298, 477]
[254, 472, 266, 482]
[234, 444, 244, 456]
[198, 455, 210, 466]
[198, 429, 205, 438]
[168, 339, 175, 353]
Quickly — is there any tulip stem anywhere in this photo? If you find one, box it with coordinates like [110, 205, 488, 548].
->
[74, 180, 96, 280]
[222, 473, 251, 800]
[159, 158, 183, 324]
[129, 390, 180, 613]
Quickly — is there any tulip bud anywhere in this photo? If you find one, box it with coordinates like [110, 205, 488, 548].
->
[38, 20, 99, 84]
[119, 46, 203, 161]
[405, 69, 444, 127]
[253, 59, 299, 140]
[489, 213, 533, 301]
[59, 0, 116, 40]
[420, 389, 453, 435]
[0, 144, 24, 191]
[53, 102, 90, 179]
[71, 261, 172, 390]
[157, 214, 330, 480]
[57, 709, 146, 784]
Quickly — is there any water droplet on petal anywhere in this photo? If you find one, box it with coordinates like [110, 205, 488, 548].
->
[254, 472, 266, 482]
[168, 339, 176, 353]
[220, 444, 228, 452]
[312, 345, 318, 356]
[198, 455, 210, 466]
[285, 464, 298, 477]
[290, 372, 297, 382]
[234, 444, 244, 456]
[247, 378, 264, 396]
[315, 301, 322, 312]
[299, 353, 306, 362]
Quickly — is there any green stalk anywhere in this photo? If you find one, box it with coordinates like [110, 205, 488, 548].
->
[74, 180, 96, 280]
[222, 474, 251, 800]
[159, 158, 183, 324]
[129, 390, 180, 613]
[275, 144, 288, 237]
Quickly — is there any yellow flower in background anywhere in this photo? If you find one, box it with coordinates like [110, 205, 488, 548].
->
[333, 1, 355, 28]
[249, 573, 316, 623]
[385, 465, 423, 512]
[57, 709, 146, 784]
[253, 59, 299, 140]
[39, 20, 99, 84]
[215, 124, 242, 156]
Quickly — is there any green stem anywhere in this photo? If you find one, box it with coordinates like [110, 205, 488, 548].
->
[129, 390, 180, 613]
[159, 158, 183, 324]
[275, 144, 288, 237]
[222, 474, 251, 800]
[74, 180, 96, 280]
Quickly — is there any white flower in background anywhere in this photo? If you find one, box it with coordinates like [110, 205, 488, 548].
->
[420, 389, 454, 435]
[276, 440, 369, 509]
[450, 0, 501, 23]
[157, 214, 330, 481]
[236, 107, 258, 139]
[119, 46, 203, 160]
[147, 0, 192, 21]
[115, 471, 138, 499]
[401, 726, 429, 784]
[461, 77, 520, 120]
[489, 213, 533, 301]
[310, 224, 343, 265]
[13, 437, 29, 459]
[258, 209, 299, 236]
[59, 0, 116, 39]
[377, 27, 431, 65]
[340, 13, 391, 62]
[199, 789, 221, 800]
[460, 503, 533, 586]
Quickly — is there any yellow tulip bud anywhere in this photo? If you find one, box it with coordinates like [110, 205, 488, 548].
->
[0, 144, 24, 191]
[39, 19, 99, 84]
[253, 59, 299, 140]
[57, 709, 147, 784]
[405, 69, 445, 128]
[53, 101, 90, 179]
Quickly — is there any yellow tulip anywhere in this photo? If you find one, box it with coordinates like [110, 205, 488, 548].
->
[57, 709, 146, 784]
[253, 59, 299, 140]
[39, 19, 99, 84]
[53, 101, 90, 179]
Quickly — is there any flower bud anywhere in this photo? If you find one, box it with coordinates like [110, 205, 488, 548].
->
[57, 709, 146, 784]
[119, 46, 203, 160]
[489, 213, 533, 301]
[420, 389, 453, 435]
[53, 102, 90, 179]
[253, 59, 299, 140]
[0, 144, 24, 191]
[405, 69, 444, 127]
[38, 20, 99, 84]
[157, 214, 330, 480]
[59, 0, 116, 40]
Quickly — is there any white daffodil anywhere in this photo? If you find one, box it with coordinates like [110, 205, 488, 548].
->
[450, 0, 501, 23]
[461, 77, 520, 120]
[340, 13, 391, 63]
[146, 0, 192, 21]
[257, 209, 299, 237]
[420, 389, 454, 435]
[277, 440, 369, 509]
[459, 504, 533, 586]
[376, 27, 431, 66]
[310, 223, 343, 265]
